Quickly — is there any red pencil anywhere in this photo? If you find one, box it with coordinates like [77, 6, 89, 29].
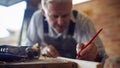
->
[77, 28, 103, 58]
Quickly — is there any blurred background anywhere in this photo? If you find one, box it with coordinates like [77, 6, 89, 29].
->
[0, 0, 120, 57]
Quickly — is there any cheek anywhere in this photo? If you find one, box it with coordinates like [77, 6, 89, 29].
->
[46, 18, 56, 27]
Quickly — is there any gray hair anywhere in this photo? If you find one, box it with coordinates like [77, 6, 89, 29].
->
[41, 0, 72, 11]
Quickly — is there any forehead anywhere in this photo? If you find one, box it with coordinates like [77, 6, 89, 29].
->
[46, 2, 72, 14]
[45, 0, 72, 3]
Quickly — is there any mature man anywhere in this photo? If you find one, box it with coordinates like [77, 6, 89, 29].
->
[26, 0, 106, 62]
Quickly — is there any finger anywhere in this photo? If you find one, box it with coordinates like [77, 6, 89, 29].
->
[76, 43, 84, 54]
[85, 42, 95, 50]
[41, 47, 53, 57]
[77, 47, 88, 59]
[77, 52, 88, 60]
[45, 49, 53, 57]
[48, 45, 60, 57]
[80, 49, 88, 57]
[41, 46, 50, 56]
[76, 43, 84, 49]
[80, 43, 94, 56]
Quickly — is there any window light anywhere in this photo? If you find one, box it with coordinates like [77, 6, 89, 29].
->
[73, 0, 90, 4]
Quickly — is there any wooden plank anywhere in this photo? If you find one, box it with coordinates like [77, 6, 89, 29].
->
[0, 57, 103, 68]
[0, 58, 77, 68]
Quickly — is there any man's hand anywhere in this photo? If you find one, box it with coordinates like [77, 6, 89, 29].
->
[76, 43, 97, 61]
[40, 44, 60, 58]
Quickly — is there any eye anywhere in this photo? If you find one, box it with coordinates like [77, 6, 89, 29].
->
[48, 14, 59, 19]
[53, 15, 59, 19]
[62, 14, 70, 18]
[49, 15, 59, 20]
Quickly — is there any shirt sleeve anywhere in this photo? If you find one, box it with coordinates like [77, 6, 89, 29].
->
[74, 13, 107, 62]
[85, 18, 107, 62]
[25, 11, 43, 46]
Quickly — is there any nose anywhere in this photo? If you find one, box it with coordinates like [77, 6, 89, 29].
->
[57, 17, 64, 25]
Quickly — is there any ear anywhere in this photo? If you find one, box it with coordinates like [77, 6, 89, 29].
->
[40, 9, 45, 16]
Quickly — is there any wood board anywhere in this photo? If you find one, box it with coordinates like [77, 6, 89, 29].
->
[0, 57, 77, 68]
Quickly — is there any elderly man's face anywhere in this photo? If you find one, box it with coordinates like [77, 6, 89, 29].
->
[44, 2, 72, 33]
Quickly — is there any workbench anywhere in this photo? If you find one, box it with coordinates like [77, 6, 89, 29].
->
[0, 57, 103, 68]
